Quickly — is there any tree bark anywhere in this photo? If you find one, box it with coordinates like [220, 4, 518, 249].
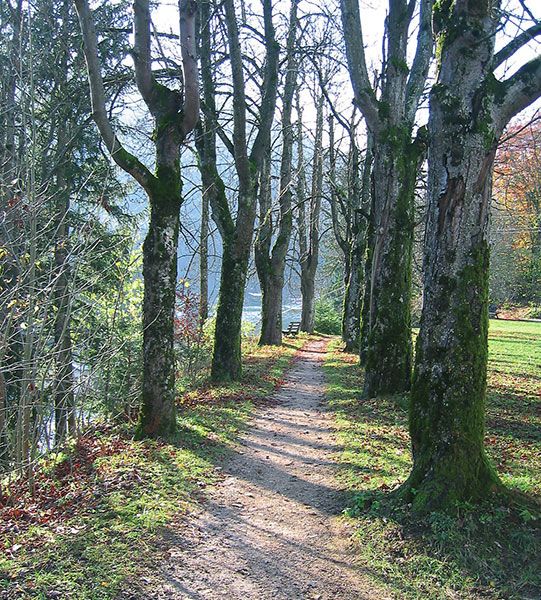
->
[363, 130, 426, 396]
[75, 0, 199, 437]
[341, 0, 433, 395]
[299, 96, 323, 333]
[256, 0, 298, 346]
[342, 134, 373, 352]
[403, 1, 541, 512]
[212, 234, 250, 380]
[138, 182, 182, 436]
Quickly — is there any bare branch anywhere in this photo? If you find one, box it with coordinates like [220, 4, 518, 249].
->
[73, 0, 155, 191]
[492, 22, 541, 70]
[340, 0, 380, 132]
[496, 56, 541, 131]
[405, 0, 433, 124]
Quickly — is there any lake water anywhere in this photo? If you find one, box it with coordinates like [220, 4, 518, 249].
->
[242, 294, 302, 332]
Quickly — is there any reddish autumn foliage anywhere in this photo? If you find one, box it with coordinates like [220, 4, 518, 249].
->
[0, 429, 131, 539]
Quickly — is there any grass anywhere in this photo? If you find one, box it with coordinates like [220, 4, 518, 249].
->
[324, 319, 541, 600]
[0, 335, 308, 599]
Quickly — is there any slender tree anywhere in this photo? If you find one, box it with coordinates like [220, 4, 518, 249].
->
[298, 93, 324, 333]
[341, 0, 433, 396]
[255, 0, 299, 346]
[403, 0, 541, 512]
[197, 0, 279, 380]
[74, 0, 199, 437]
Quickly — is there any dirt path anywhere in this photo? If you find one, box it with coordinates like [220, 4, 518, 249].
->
[142, 338, 387, 599]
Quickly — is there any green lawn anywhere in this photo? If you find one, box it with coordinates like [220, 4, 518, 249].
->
[0, 336, 307, 599]
[324, 319, 541, 600]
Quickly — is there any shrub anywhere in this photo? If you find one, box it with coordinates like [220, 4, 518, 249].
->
[314, 298, 342, 335]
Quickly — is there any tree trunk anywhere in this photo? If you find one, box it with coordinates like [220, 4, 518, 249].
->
[300, 272, 316, 332]
[136, 182, 181, 438]
[406, 144, 499, 511]
[199, 175, 209, 326]
[299, 96, 323, 334]
[53, 186, 75, 444]
[401, 1, 541, 511]
[75, 0, 199, 439]
[211, 234, 251, 381]
[256, 157, 287, 347]
[260, 274, 284, 346]
[342, 135, 373, 352]
[342, 249, 362, 351]
[362, 134, 423, 396]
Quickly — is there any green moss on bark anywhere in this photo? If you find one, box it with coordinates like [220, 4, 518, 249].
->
[405, 241, 502, 512]
[363, 131, 422, 396]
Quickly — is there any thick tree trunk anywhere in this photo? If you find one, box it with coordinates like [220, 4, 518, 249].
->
[300, 271, 316, 332]
[362, 136, 421, 397]
[405, 144, 500, 511]
[136, 185, 181, 438]
[400, 2, 533, 511]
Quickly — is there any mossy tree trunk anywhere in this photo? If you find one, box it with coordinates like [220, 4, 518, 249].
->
[403, 1, 541, 512]
[341, 0, 433, 393]
[211, 199, 255, 380]
[198, 0, 279, 379]
[137, 168, 182, 437]
[255, 0, 298, 347]
[362, 131, 426, 396]
[342, 134, 373, 352]
[76, 0, 199, 438]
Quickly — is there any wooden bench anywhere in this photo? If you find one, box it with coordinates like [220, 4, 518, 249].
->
[282, 321, 301, 336]
[489, 304, 499, 319]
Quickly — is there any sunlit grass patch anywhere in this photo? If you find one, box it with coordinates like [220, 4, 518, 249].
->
[325, 320, 541, 599]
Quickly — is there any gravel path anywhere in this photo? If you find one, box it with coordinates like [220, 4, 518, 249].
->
[139, 338, 387, 599]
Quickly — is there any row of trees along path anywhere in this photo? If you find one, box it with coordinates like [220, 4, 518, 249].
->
[72, 0, 541, 519]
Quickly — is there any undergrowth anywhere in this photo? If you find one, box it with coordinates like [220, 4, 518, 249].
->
[325, 319, 541, 600]
[0, 335, 307, 599]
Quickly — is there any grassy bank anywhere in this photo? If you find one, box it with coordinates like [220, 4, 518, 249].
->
[0, 336, 307, 599]
[324, 319, 541, 599]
